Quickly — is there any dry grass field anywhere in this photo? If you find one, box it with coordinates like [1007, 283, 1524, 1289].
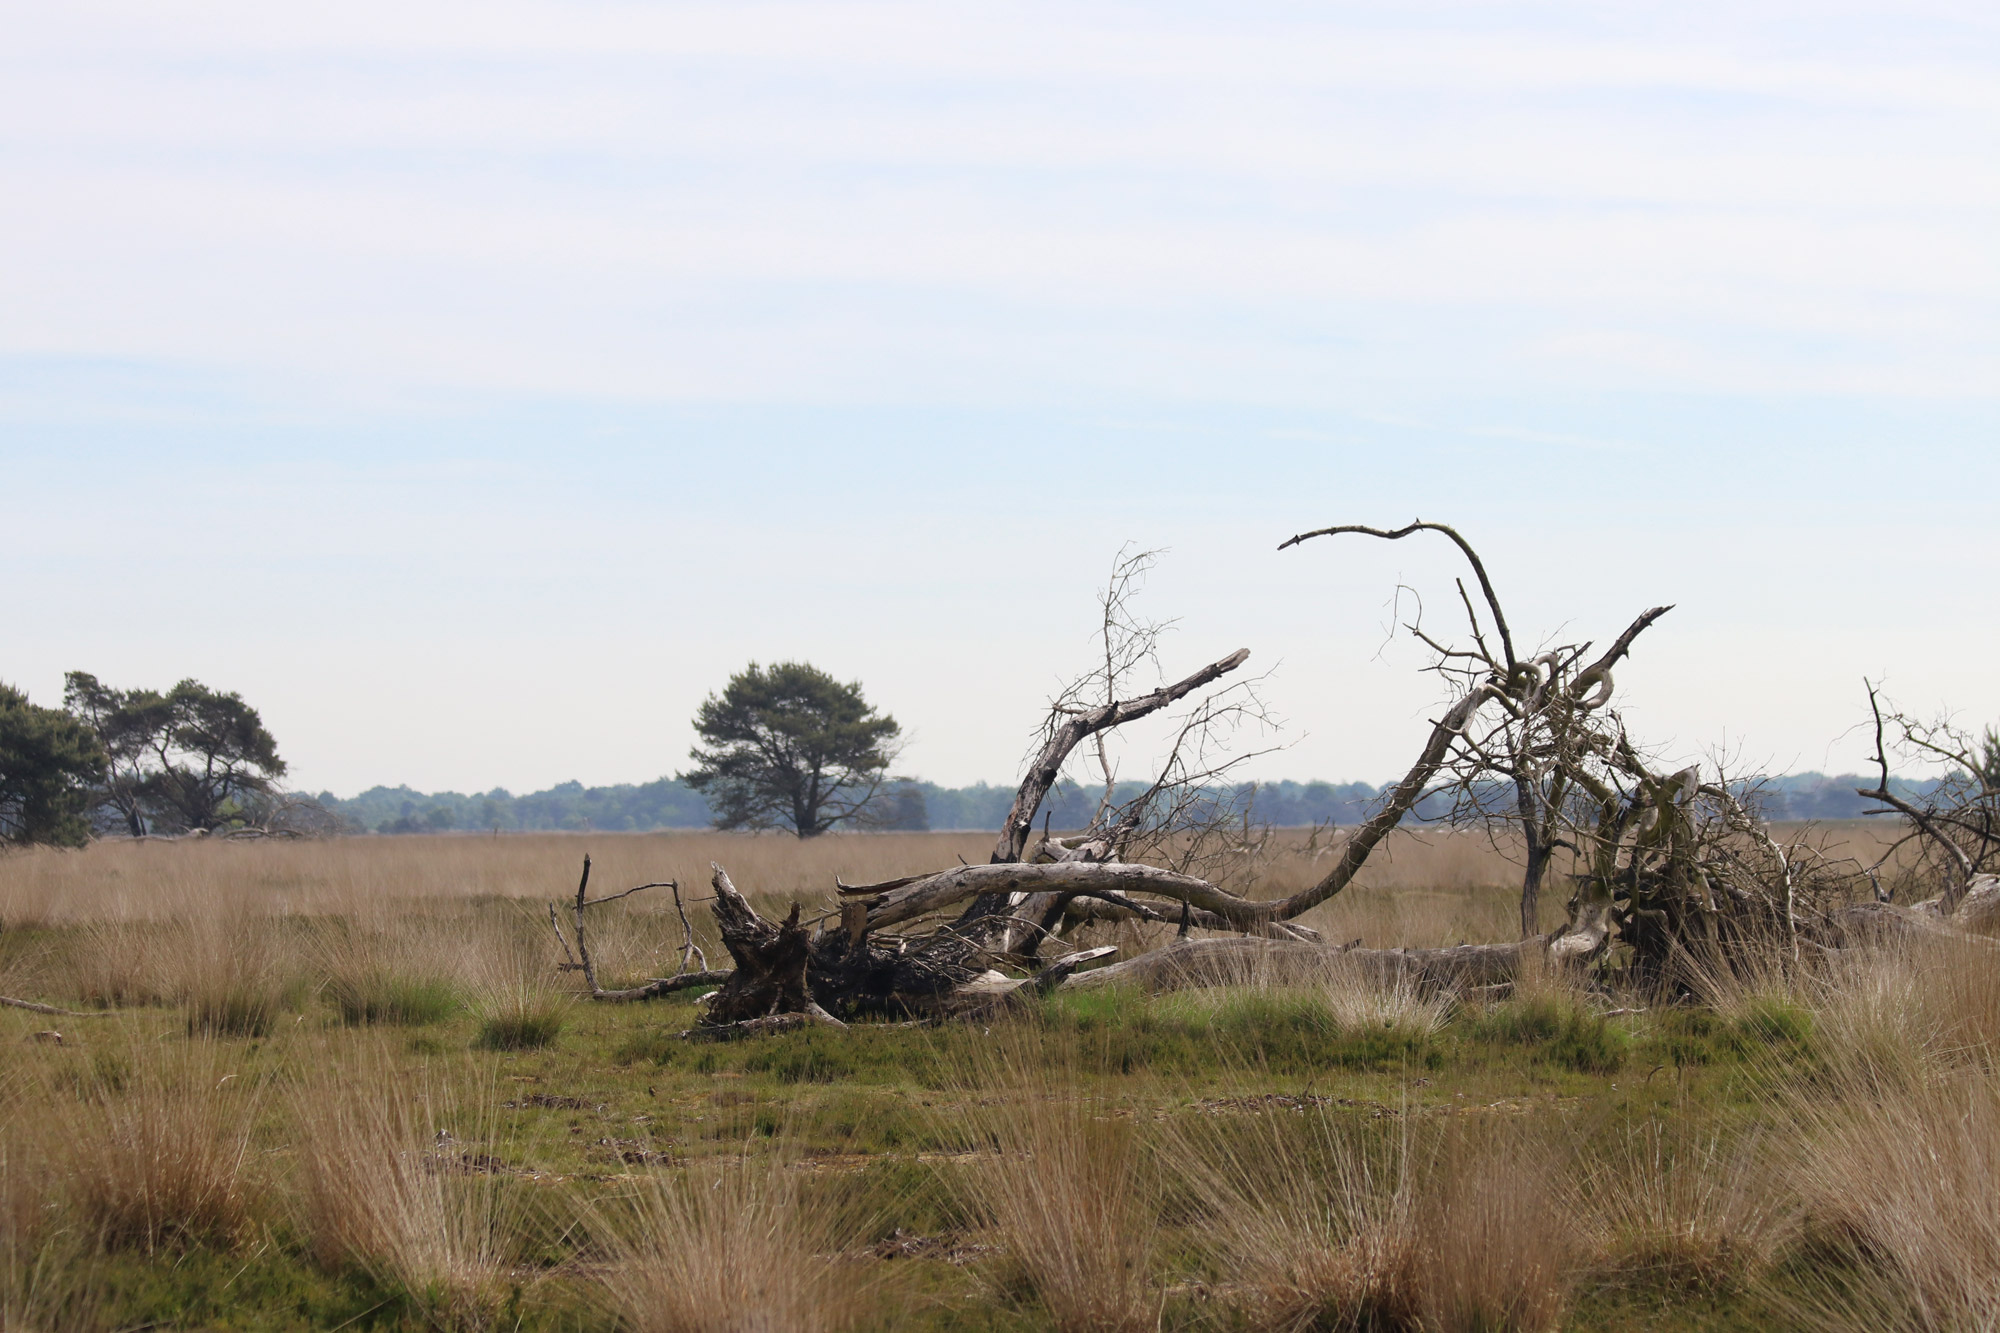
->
[0, 825, 1980, 1333]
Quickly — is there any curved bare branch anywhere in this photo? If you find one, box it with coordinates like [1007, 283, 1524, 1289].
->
[1279, 520, 1519, 673]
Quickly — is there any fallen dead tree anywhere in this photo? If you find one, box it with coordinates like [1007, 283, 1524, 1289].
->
[566, 521, 1969, 1035]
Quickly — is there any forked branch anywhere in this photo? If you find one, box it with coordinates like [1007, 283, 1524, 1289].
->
[991, 646, 1251, 864]
[552, 855, 731, 1001]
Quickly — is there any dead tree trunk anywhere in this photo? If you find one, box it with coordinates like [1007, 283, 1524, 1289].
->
[1062, 903, 1614, 994]
[949, 647, 1253, 959]
[701, 864, 845, 1026]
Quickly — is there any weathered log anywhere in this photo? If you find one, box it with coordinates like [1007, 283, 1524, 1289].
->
[1, 995, 114, 1018]
[1062, 898, 1613, 994]
[855, 862, 1317, 934]
[1952, 875, 2000, 934]
[1829, 890, 2000, 951]
[1035, 945, 1118, 991]
[587, 971, 734, 1002]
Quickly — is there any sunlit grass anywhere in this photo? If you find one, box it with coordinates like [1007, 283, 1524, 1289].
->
[0, 828, 1973, 1332]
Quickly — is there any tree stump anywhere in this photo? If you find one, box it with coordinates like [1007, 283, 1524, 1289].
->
[702, 864, 820, 1024]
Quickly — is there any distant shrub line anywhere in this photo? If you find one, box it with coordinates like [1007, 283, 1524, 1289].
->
[319, 772, 1927, 836]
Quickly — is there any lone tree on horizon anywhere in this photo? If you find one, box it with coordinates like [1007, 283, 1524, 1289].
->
[682, 661, 900, 838]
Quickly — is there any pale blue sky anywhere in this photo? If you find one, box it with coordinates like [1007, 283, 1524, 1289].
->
[3, 1, 1995, 795]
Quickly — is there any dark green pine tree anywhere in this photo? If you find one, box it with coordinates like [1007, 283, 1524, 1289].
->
[682, 662, 900, 838]
[0, 682, 107, 847]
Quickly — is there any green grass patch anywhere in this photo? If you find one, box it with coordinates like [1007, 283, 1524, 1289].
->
[475, 1007, 566, 1051]
[186, 986, 282, 1039]
[328, 973, 461, 1027]
[1035, 985, 1444, 1076]
[1462, 993, 1630, 1073]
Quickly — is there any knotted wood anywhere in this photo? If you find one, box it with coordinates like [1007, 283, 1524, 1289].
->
[702, 863, 823, 1025]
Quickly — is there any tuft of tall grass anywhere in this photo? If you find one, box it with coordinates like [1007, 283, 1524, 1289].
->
[472, 983, 567, 1050]
[333, 972, 461, 1027]
[596, 1142, 861, 1333]
[1321, 962, 1455, 1036]
[1573, 1108, 1787, 1296]
[1170, 1103, 1580, 1333]
[57, 1034, 262, 1253]
[1804, 934, 2000, 1086]
[290, 1047, 537, 1329]
[312, 922, 463, 1027]
[1167, 1101, 1421, 1333]
[65, 920, 175, 1011]
[164, 915, 308, 1037]
[467, 911, 571, 1050]
[1762, 939, 2000, 1330]
[1462, 985, 1628, 1074]
[951, 1028, 1159, 1333]
[2, 1129, 98, 1333]
[1409, 1125, 1582, 1333]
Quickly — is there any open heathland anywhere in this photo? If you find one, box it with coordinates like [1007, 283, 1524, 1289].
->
[0, 827, 1984, 1333]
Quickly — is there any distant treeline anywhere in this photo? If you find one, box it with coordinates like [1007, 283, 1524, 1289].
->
[317, 771, 1919, 836]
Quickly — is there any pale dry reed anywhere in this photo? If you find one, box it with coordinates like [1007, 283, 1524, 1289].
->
[0, 832, 1003, 928]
